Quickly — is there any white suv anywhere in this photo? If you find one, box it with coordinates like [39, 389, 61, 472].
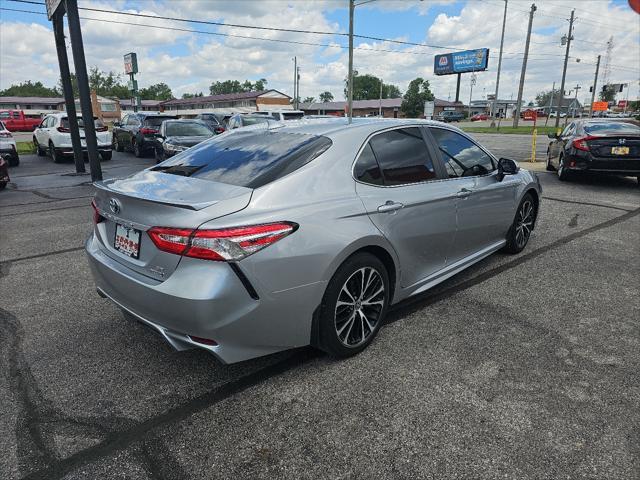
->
[0, 121, 18, 166]
[253, 110, 305, 121]
[33, 113, 112, 163]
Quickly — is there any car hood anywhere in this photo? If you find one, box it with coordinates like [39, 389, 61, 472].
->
[165, 135, 212, 147]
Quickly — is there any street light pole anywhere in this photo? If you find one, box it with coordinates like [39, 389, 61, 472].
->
[491, 0, 508, 126]
[513, 3, 536, 128]
[379, 77, 383, 117]
[348, 0, 354, 123]
[556, 9, 575, 129]
[292, 56, 297, 110]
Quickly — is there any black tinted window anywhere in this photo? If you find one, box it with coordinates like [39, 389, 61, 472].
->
[430, 128, 495, 178]
[354, 143, 383, 185]
[369, 127, 436, 185]
[153, 131, 332, 188]
[165, 122, 212, 136]
[61, 117, 104, 128]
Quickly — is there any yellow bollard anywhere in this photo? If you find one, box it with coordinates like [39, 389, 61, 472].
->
[530, 127, 537, 163]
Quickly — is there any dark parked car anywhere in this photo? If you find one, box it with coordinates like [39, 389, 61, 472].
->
[437, 111, 465, 123]
[153, 119, 215, 162]
[194, 113, 226, 134]
[227, 113, 270, 130]
[112, 113, 178, 157]
[546, 120, 640, 182]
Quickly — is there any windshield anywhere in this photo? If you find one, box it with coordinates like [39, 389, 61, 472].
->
[584, 122, 640, 135]
[61, 117, 104, 129]
[243, 116, 269, 126]
[144, 116, 176, 127]
[152, 131, 332, 188]
[165, 122, 212, 137]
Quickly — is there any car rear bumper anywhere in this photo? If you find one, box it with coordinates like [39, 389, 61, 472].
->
[565, 155, 640, 175]
[56, 144, 112, 155]
[85, 232, 323, 363]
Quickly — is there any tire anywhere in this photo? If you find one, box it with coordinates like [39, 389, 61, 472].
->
[317, 252, 390, 358]
[8, 154, 19, 167]
[133, 139, 143, 158]
[100, 151, 112, 161]
[154, 148, 164, 164]
[34, 138, 46, 156]
[545, 150, 555, 171]
[0, 181, 6, 190]
[557, 154, 571, 181]
[113, 134, 124, 152]
[49, 141, 62, 164]
[503, 193, 536, 254]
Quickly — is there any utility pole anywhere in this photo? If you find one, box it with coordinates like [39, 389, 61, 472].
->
[292, 56, 297, 110]
[379, 77, 383, 117]
[513, 3, 536, 128]
[570, 84, 581, 119]
[348, 0, 355, 123]
[589, 55, 601, 118]
[556, 9, 575, 129]
[468, 74, 476, 119]
[491, 0, 508, 126]
[545, 81, 555, 127]
[296, 65, 301, 110]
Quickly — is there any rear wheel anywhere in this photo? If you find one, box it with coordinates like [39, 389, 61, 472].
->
[557, 155, 571, 181]
[8, 154, 19, 167]
[503, 193, 536, 254]
[49, 141, 62, 163]
[100, 151, 112, 161]
[317, 253, 390, 358]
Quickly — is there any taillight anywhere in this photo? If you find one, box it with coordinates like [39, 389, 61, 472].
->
[572, 135, 598, 151]
[0, 131, 11, 138]
[91, 200, 104, 224]
[148, 222, 298, 261]
[139, 127, 158, 135]
[57, 126, 70, 133]
[95, 126, 108, 132]
[214, 126, 225, 134]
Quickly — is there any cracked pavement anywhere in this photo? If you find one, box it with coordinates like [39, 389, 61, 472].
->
[1, 148, 639, 479]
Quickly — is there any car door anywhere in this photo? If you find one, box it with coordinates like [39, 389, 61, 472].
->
[34, 116, 50, 145]
[354, 126, 457, 288]
[428, 127, 518, 262]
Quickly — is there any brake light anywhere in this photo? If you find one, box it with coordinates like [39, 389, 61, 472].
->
[572, 135, 599, 151]
[91, 200, 104, 224]
[57, 126, 70, 133]
[214, 126, 225, 134]
[148, 222, 298, 261]
[139, 127, 158, 135]
[95, 126, 108, 132]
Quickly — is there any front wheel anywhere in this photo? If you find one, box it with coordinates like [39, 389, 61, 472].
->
[154, 147, 164, 163]
[113, 135, 124, 152]
[34, 138, 46, 156]
[503, 193, 536, 254]
[317, 253, 390, 358]
[545, 150, 555, 171]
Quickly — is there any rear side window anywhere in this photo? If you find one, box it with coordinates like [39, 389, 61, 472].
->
[153, 131, 332, 188]
[354, 144, 383, 185]
[368, 127, 437, 185]
[430, 128, 495, 178]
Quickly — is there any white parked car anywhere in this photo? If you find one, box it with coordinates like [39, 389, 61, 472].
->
[0, 120, 19, 166]
[33, 113, 112, 163]
[548, 111, 567, 118]
[253, 110, 305, 121]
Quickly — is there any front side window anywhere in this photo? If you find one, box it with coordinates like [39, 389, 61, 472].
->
[0, 112, 10, 119]
[561, 123, 574, 137]
[368, 127, 437, 186]
[430, 128, 495, 178]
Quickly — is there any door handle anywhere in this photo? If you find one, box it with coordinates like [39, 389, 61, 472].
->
[377, 201, 404, 213]
[456, 187, 473, 198]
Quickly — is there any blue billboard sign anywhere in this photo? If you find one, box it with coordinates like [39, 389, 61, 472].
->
[434, 48, 489, 76]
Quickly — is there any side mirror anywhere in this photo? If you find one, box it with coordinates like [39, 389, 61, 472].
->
[497, 158, 519, 182]
[547, 132, 558, 139]
[113, 121, 121, 127]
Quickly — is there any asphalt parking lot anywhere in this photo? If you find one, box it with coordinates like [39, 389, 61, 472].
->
[1, 142, 639, 480]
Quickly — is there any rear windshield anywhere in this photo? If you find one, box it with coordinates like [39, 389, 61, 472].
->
[584, 122, 640, 135]
[61, 117, 104, 128]
[165, 122, 212, 136]
[144, 116, 176, 127]
[152, 131, 332, 188]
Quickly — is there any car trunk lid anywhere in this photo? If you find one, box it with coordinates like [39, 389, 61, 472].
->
[92, 170, 252, 280]
[587, 135, 640, 158]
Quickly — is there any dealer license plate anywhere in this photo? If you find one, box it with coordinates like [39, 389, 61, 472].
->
[114, 224, 141, 259]
[611, 146, 629, 155]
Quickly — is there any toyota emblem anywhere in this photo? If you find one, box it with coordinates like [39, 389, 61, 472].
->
[109, 198, 121, 215]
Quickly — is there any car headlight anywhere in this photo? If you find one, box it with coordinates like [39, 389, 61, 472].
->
[164, 142, 187, 153]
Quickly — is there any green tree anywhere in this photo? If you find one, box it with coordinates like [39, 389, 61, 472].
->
[319, 91, 334, 102]
[599, 85, 617, 102]
[209, 78, 268, 95]
[182, 92, 204, 99]
[87, 67, 129, 98]
[400, 77, 434, 118]
[535, 90, 554, 107]
[0, 80, 60, 97]
[343, 73, 402, 101]
[139, 83, 174, 101]
[302, 96, 315, 103]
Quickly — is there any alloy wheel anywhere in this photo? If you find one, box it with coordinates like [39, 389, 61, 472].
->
[334, 267, 385, 348]
[515, 199, 534, 249]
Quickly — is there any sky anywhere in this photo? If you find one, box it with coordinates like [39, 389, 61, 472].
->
[0, 0, 639, 106]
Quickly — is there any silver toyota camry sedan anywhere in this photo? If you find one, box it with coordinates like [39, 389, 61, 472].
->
[86, 118, 541, 364]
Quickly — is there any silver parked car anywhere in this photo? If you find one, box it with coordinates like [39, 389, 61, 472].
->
[87, 119, 541, 364]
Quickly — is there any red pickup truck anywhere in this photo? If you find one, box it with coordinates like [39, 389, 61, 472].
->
[0, 110, 42, 132]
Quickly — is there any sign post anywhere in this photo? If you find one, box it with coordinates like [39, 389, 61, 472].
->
[124, 53, 140, 113]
